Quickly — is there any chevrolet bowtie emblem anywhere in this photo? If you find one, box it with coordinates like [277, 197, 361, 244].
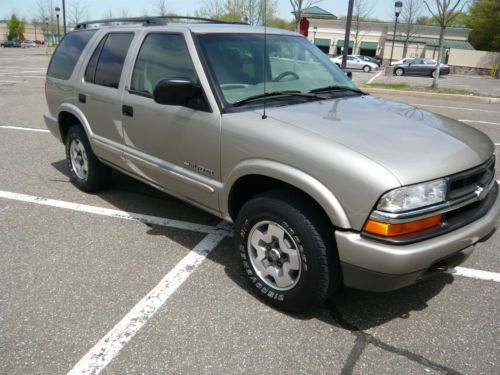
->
[475, 185, 489, 201]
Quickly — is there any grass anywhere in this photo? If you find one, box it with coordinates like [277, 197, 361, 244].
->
[359, 82, 493, 97]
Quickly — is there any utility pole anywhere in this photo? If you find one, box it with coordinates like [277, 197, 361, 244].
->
[342, 0, 355, 68]
[62, 0, 67, 34]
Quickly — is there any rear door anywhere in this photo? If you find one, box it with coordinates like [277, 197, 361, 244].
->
[78, 32, 135, 168]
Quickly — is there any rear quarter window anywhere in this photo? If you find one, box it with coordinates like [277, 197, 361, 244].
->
[47, 30, 96, 80]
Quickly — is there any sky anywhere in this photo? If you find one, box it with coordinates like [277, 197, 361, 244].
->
[1, 0, 426, 23]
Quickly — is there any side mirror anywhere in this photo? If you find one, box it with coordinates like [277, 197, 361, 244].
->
[153, 78, 200, 106]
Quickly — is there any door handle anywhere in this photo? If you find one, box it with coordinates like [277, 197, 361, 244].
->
[122, 105, 133, 117]
[78, 93, 86, 103]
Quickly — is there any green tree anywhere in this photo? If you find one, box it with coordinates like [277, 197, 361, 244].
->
[7, 14, 25, 41]
[416, 11, 468, 27]
[466, 0, 500, 51]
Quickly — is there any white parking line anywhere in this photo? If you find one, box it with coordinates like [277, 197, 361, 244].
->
[0, 125, 49, 132]
[0, 190, 225, 235]
[367, 71, 383, 84]
[410, 104, 500, 114]
[447, 267, 500, 283]
[0, 80, 27, 84]
[458, 120, 500, 126]
[68, 221, 230, 375]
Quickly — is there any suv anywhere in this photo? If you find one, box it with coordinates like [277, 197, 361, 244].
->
[44, 17, 499, 313]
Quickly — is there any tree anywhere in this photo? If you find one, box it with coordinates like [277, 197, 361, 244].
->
[68, 0, 88, 26]
[416, 11, 468, 26]
[153, 0, 169, 16]
[351, 0, 375, 54]
[196, 0, 226, 19]
[466, 0, 500, 51]
[7, 14, 25, 41]
[289, 0, 322, 31]
[399, 0, 423, 57]
[423, 0, 466, 88]
[32, 0, 56, 43]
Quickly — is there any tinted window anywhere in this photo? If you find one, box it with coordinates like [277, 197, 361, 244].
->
[47, 30, 96, 80]
[130, 33, 197, 95]
[84, 36, 106, 83]
[93, 33, 134, 89]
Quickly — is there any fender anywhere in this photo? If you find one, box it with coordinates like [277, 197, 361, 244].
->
[57, 102, 94, 138]
[221, 159, 352, 229]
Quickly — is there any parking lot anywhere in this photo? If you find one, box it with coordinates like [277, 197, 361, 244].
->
[1, 48, 499, 374]
[352, 70, 500, 97]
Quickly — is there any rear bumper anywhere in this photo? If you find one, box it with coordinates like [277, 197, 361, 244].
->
[336, 182, 500, 292]
[43, 111, 62, 142]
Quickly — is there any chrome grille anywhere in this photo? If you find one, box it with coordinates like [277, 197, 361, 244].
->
[447, 156, 495, 200]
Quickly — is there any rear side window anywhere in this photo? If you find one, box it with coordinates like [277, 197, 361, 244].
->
[47, 30, 96, 80]
[130, 33, 197, 95]
[85, 33, 134, 89]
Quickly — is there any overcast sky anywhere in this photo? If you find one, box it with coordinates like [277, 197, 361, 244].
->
[1, 0, 429, 23]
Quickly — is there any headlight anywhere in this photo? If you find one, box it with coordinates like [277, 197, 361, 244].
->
[377, 179, 447, 213]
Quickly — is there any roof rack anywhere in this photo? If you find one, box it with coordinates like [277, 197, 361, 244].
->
[75, 16, 247, 29]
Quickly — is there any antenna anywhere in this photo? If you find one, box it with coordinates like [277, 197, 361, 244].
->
[262, 0, 268, 120]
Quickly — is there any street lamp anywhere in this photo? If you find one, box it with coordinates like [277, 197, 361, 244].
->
[55, 7, 60, 44]
[389, 1, 403, 64]
[313, 26, 317, 43]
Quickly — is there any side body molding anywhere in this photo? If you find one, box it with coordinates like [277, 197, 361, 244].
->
[221, 159, 352, 229]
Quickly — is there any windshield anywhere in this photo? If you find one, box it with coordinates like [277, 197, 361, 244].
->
[197, 33, 359, 107]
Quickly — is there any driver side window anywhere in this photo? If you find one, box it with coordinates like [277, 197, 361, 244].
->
[130, 33, 197, 96]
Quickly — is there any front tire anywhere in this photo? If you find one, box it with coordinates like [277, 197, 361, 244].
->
[235, 191, 340, 313]
[363, 65, 371, 73]
[65, 125, 112, 192]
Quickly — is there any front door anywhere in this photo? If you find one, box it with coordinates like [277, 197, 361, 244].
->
[121, 32, 221, 212]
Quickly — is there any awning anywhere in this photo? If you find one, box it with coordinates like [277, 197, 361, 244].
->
[360, 41, 378, 50]
[314, 38, 331, 47]
[387, 36, 475, 50]
[336, 40, 354, 48]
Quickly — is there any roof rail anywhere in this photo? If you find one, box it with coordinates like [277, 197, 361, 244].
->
[75, 16, 247, 29]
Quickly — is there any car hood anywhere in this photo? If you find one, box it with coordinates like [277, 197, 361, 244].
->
[260, 95, 494, 185]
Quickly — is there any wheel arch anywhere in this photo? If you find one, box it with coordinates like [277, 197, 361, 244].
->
[57, 103, 93, 143]
[222, 160, 351, 229]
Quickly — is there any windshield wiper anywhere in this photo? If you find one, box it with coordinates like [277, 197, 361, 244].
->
[309, 85, 365, 95]
[232, 90, 326, 107]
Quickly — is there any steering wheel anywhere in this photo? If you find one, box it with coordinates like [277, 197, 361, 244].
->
[273, 71, 300, 82]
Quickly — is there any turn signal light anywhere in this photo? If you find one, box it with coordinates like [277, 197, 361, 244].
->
[364, 214, 442, 237]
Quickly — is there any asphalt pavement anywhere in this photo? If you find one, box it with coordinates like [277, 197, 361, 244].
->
[1, 48, 499, 374]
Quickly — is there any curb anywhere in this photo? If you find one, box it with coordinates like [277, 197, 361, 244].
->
[361, 87, 500, 104]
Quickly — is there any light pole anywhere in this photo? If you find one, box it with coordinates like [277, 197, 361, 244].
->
[55, 7, 60, 44]
[313, 26, 317, 43]
[389, 1, 403, 64]
[62, 0, 67, 34]
[45, 17, 49, 53]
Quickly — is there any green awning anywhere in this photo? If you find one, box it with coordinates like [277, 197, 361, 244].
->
[388, 36, 474, 50]
[314, 38, 331, 47]
[360, 41, 378, 50]
[336, 40, 354, 48]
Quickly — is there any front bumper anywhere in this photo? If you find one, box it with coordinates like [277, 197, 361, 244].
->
[336, 181, 500, 292]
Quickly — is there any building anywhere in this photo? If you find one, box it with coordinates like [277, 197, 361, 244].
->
[300, 6, 474, 63]
[0, 20, 62, 43]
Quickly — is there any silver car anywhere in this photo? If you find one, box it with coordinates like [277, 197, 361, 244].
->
[44, 18, 499, 313]
[330, 54, 379, 72]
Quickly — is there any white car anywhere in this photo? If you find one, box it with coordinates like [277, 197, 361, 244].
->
[20, 40, 37, 48]
[330, 55, 379, 72]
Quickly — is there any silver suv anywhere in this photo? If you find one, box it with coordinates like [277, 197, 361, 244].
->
[44, 17, 499, 313]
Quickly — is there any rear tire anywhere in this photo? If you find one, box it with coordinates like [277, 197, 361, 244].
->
[395, 68, 404, 76]
[363, 65, 371, 73]
[235, 190, 341, 313]
[65, 124, 112, 192]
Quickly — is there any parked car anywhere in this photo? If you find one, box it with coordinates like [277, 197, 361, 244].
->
[20, 40, 37, 48]
[393, 58, 450, 77]
[353, 54, 380, 66]
[44, 19, 499, 313]
[390, 57, 414, 66]
[1, 40, 18, 48]
[34, 40, 45, 45]
[330, 54, 379, 72]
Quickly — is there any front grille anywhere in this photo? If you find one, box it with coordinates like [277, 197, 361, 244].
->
[447, 156, 495, 200]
